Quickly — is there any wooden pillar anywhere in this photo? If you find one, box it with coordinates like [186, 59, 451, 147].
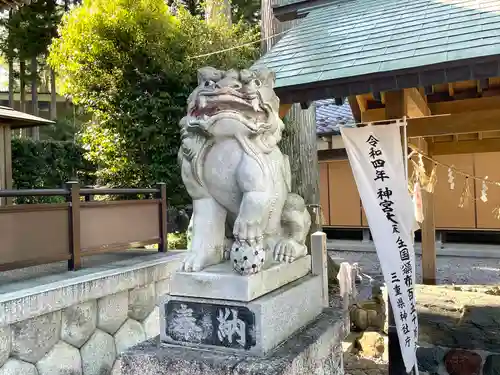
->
[157, 182, 168, 252]
[67, 181, 81, 271]
[385, 89, 436, 284]
[421, 143, 437, 284]
[0, 126, 5, 206]
[0, 125, 12, 206]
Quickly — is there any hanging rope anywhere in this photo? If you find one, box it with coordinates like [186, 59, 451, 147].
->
[408, 145, 500, 219]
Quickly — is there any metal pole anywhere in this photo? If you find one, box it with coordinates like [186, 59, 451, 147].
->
[402, 116, 409, 181]
[388, 303, 408, 374]
[388, 117, 411, 375]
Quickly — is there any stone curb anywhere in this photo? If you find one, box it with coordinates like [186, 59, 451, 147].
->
[0, 252, 183, 326]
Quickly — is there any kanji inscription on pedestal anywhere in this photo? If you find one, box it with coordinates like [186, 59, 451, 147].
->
[164, 300, 256, 350]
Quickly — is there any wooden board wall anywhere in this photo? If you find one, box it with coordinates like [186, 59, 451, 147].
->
[475, 152, 500, 229]
[361, 209, 368, 227]
[433, 154, 476, 229]
[327, 160, 362, 227]
[319, 163, 330, 225]
[320, 153, 500, 230]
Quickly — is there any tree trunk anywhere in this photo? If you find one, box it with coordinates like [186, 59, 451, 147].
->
[260, 0, 276, 52]
[205, 0, 232, 26]
[279, 105, 320, 219]
[261, 0, 339, 283]
[50, 68, 57, 120]
[20, 60, 27, 137]
[8, 58, 14, 109]
[31, 56, 39, 140]
[7, 10, 14, 110]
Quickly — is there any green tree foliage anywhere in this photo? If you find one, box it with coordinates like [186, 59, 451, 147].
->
[39, 112, 86, 141]
[167, 0, 260, 24]
[231, 0, 260, 24]
[12, 137, 96, 203]
[0, 0, 62, 82]
[49, 0, 258, 206]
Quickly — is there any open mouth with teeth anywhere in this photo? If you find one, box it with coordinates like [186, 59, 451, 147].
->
[190, 91, 265, 120]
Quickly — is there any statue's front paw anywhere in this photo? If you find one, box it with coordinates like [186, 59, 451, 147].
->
[179, 250, 222, 272]
[273, 239, 307, 263]
[233, 216, 263, 246]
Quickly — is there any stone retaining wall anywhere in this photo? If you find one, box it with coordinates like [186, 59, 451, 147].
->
[417, 344, 500, 375]
[0, 253, 183, 375]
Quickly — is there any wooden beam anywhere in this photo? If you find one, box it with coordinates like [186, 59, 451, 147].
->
[408, 137, 433, 154]
[432, 138, 500, 155]
[384, 90, 405, 119]
[318, 149, 348, 161]
[348, 96, 361, 122]
[279, 104, 292, 119]
[361, 108, 385, 122]
[428, 95, 500, 115]
[356, 95, 368, 112]
[406, 88, 431, 117]
[363, 94, 432, 121]
[407, 109, 500, 137]
[385, 88, 430, 119]
[316, 138, 330, 150]
[448, 83, 454, 97]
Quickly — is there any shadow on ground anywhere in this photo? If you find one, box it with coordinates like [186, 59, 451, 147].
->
[343, 352, 388, 375]
[416, 285, 500, 352]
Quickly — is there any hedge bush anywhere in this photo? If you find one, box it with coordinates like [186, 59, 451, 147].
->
[11, 138, 96, 203]
[167, 231, 188, 250]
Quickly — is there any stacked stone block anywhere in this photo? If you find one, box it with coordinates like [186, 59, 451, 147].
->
[0, 256, 178, 375]
[0, 283, 166, 375]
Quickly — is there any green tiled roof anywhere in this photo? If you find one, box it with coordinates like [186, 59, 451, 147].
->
[253, 0, 500, 90]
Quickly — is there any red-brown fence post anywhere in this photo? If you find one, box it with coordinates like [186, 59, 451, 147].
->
[157, 182, 168, 252]
[66, 181, 81, 270]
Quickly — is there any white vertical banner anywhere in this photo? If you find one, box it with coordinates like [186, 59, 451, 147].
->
[340, 124, 418, 373]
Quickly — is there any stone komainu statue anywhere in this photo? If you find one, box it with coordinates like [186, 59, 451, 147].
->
[178, 67, 311, 275]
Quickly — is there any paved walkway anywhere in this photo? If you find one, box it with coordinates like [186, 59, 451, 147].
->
[0, 250, 163, 295]
[328, 239, 500, 259]
[329, 241, 500, 285]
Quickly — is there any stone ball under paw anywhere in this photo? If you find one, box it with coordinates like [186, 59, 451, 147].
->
[230, 242, 265, 275]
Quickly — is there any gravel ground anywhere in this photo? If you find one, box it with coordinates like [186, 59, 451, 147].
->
[333, 250, 500, 373]
[329, 250, 500, 285]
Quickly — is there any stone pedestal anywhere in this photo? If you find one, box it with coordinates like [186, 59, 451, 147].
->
[115, 230, 345, 374]
[116, 308, 347, 375]
[161, 275, 323, 356]
[170, 256, 311, 302]
[161, 256, 324, 357]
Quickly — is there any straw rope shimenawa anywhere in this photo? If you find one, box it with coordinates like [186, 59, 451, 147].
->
[188, 28, 291, 59]
[408, 146, 500, 220]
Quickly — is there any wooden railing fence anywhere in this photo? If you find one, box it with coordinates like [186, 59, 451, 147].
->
[0, 182, 168, 272]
